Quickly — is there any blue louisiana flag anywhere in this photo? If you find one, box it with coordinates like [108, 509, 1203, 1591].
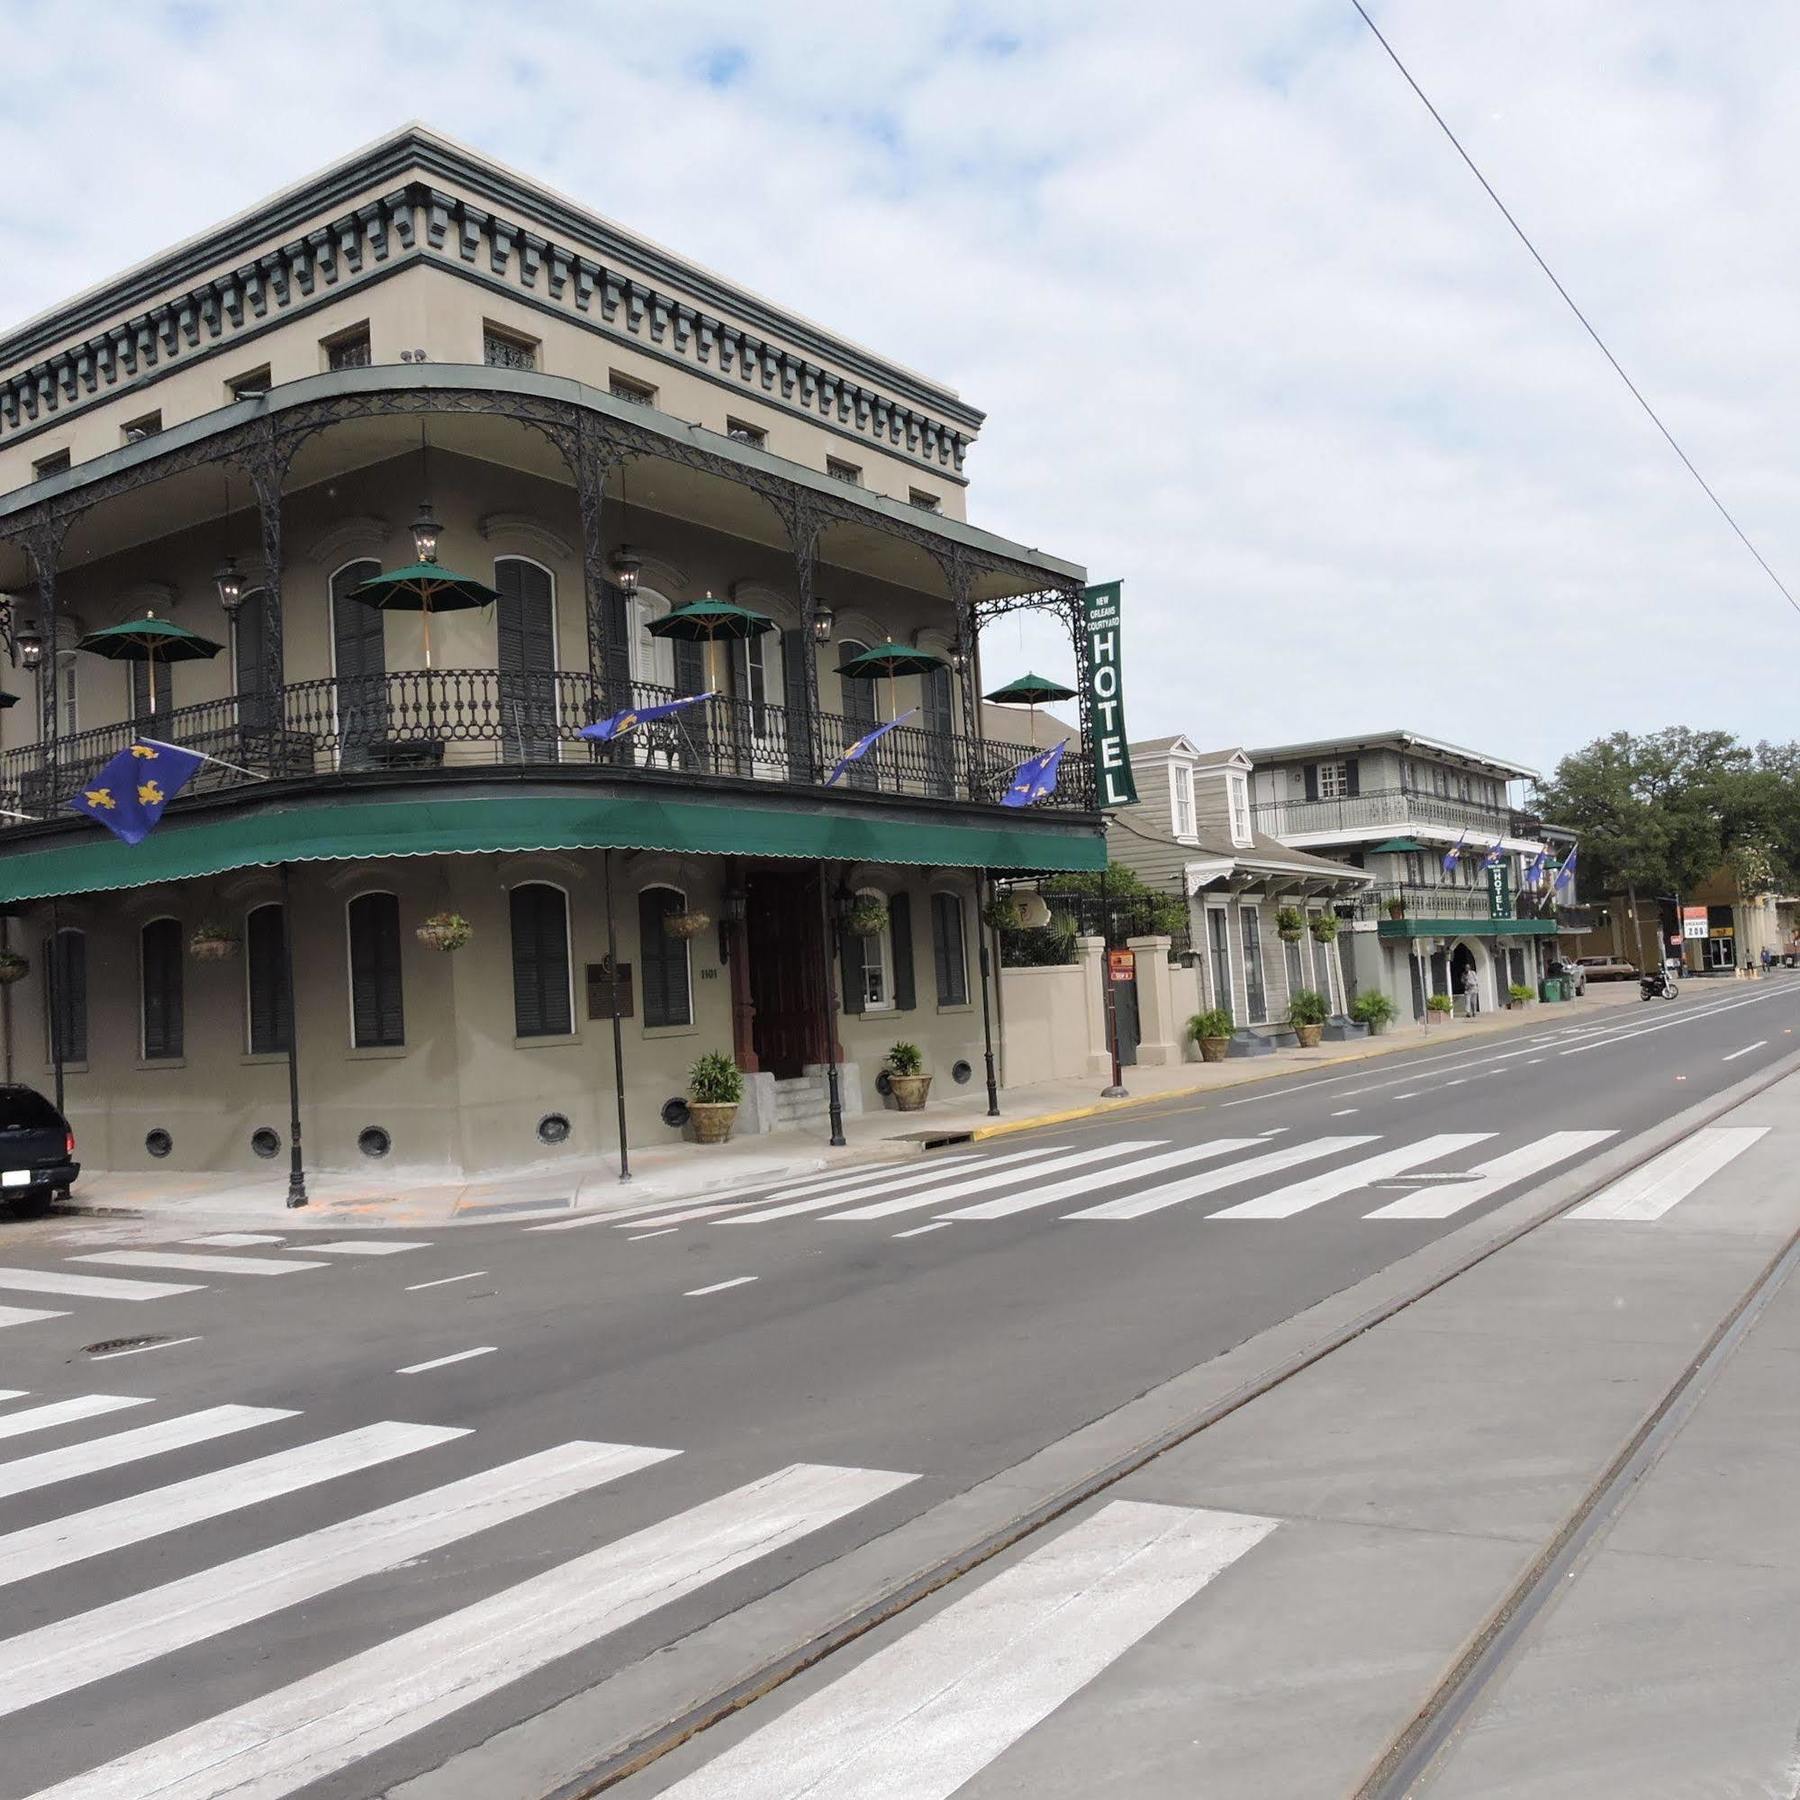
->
[825, 708, 916, 788]
[1555, 843, 1579, 890]
[1001, 739, 1069, 809]
[579, 690, 715, 743]
[1441, 830, 1468, 873]
[67, 739, 205, 845]
[1481, 838, 1506, 869]
[1524, 849, 1549, 885]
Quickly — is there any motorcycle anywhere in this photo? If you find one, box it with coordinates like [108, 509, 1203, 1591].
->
[1640, 967, 1680, 1001]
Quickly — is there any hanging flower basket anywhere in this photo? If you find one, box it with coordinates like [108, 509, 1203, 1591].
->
[0, 949, 28, 985]
[663, 909, 712, 941]
[1275, 905, 1305, 943]
[1309, 912, 1340, 943]
[188, 923, 239, 962]
[416, 911, 473, 952]
[981, 896, 1025, 933]
[845, 897, 889, 938]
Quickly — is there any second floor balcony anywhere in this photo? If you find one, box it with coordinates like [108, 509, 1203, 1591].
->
[1348, 881, 1561, 936]
[1254, 786, 1530, 843]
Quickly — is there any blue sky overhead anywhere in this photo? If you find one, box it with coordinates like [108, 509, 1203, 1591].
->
[2, 0, 1796, 778]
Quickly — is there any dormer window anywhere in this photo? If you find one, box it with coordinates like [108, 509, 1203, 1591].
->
[1228, 771, 1252, 847]
[1171, 764, 1195, 838]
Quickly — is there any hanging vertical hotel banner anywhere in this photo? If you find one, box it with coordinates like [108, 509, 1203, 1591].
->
[1081, 582, 1138, 807]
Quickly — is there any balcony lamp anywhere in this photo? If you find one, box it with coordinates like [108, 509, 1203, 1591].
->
[410, 500, 443, 566]
[16, 627, 44, 672]
[810, 606, 835, 646]
[214, 557, 244, 620]
[608, 546, 642, 595]
[948, 641, 969, 676]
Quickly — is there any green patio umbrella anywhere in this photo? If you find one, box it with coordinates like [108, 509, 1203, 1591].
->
[76, 614, 224, 716]
[984, 669, 1076, 744]
[348, 562, 502, 669]
[838, 640, 946, 723]
[646, 593, 775, 696]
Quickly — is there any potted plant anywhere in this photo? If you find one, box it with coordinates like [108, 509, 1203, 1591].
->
[188, 921, 239, 961]
[1508, 982, 1535, 1009]
[1275, 905, 1305, 943]
[981, 895, 1025, 933]
[663, 908, 713, 940]
[845, 895, 889, 938]
[416, 910, 472, 952]
[1288, 988, 1329, 1048]
[1187, 1006, 1234, 1063]
[886, 1041, 931, 1111]
[1386, 895, 1407, 920]
[1309, 912, 1339, 943]
[1426, 992, 1455, 1023]
[686, 1051, 743, 1143]
[0, 948, 28, 985]
[1350, 990, 1396, 1035]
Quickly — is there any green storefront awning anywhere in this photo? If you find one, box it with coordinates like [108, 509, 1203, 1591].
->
[1369, 837, 1428, 854]
[0, 786, 1106, 904]
[1377, 917, 1558, 940]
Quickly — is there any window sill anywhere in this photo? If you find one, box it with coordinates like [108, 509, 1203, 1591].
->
[347, 1044, 409, 1060]
[936, 1002, 974, 1016]
[49, 1060, 89, 1075]
[241, 1051, 291, 1067]
[135, 1057, 187, 1072]
[641, 1022, 699, 1040]
[513, 1032, 581, 1050]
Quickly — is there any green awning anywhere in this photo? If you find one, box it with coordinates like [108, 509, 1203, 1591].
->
[1377, 917, 1557, 940]
[1369, 837, 1428, 854]
[0, 786, 1105, 903]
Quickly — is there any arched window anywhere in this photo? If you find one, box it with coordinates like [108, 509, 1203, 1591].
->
[494, 557, 557, 763]
[835, 638, 878, 791]
[930, 891, 968, 1006]
[140, 916, 183, 1060]
[48, 927, 87, 1063]
[245, 902, 291, 1054]
[638, 886, 693, 1029]
[347, 892, 404, 1048]
[510, 883, 572, 1038]
[330, 558, 384, 768]
[841, 888, 913, 1015]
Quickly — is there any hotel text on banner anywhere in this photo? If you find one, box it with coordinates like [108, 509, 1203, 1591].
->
[1082, 581, 1138, 808]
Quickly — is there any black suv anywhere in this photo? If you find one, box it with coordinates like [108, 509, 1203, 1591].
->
[0, 1085, 79, 1215]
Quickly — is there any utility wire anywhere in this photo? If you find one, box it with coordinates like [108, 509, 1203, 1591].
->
[1348, 0, 1800, 619]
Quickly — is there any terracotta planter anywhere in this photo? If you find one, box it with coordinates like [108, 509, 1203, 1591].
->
[1293, 1023, 1324, 1049]
[1198, 1036, 1231, 1064]
[688, 1101, 738, 1144]
[888, 1073, 932, 1112]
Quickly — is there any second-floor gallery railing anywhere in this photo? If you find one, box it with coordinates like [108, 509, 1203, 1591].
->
[1253, 786, 1519, 840]
[0, 669, 1097, 826]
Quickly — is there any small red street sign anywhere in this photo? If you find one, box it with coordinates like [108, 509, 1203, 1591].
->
[1108, 948, 1136, 984]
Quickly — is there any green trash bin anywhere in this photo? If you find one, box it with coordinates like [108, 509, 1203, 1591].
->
[1539, 977, 1562, 1002]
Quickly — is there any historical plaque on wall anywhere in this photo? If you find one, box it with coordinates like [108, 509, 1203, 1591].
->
[587, 961, 633, 1020]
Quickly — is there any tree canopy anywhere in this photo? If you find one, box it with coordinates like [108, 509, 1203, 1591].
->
[1535, 728, 1800, 899]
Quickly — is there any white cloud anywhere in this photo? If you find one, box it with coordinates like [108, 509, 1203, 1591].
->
[3, 0, 1797, 775]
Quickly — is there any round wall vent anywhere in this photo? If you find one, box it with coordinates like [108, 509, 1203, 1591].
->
[661, 1097, 691, 1130]
[357, 1125, 392, 1159]
[952, 1059, 974, 1084]
[537, 1112, 571, 1145]
[874, 1069, 894, 1097]
[145, 1128, 173, 1159]
[250, 1127, 281, 1160]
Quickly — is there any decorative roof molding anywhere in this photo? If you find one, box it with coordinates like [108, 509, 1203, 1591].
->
[477, 512, 575, 563]
[0, 133, 981, 476]
[301, 515, 391, 568]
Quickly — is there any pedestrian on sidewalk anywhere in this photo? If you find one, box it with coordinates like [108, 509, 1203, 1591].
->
[1462, 966, 1481, 1017]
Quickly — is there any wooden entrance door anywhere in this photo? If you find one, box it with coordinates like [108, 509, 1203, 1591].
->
[746, 867, 827, 1078]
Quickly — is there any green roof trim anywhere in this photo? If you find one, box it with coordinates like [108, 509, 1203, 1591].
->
[0, 787, 1104, 903]
[1368, 837, 1428, 854]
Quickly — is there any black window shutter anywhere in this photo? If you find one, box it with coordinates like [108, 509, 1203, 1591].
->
[673, 637, 705, 697]
[1344, 756, 1360, 798]
[1303, 764, 1319, 801]
[55, 932, 88, 1063]
[602, 584, 633, 709]
[932, 894, 967, 1005]
[782, 628, 810, 780]
[246, 906, 290, 1054]
[511, 885, 570, 1038]
[640, 888, 690, 1029]
[932, 895, 952, 1002]
[838, 928, 865, 1015]
[142, 918, 183, 1059]
[349, 893, 404, 1048]
[890, 892, 915, 1011]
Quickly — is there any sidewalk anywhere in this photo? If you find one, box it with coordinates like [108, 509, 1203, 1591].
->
[50, 983, 1642, 1231]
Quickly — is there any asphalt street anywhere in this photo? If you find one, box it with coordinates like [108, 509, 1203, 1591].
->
[1, 975, 1797, 1798]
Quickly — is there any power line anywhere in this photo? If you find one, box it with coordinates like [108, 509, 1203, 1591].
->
[1347, 0, 1800, 619]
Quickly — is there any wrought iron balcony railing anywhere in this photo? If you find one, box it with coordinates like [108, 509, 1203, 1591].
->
[1352, 882, 1521, 922]
[1253, 786, 1518, 840]
[0, 669, 1095, 826]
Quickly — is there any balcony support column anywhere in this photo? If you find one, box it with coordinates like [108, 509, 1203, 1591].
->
[937, 547, 984, 798]
[240, 422, 297, 710]
[782, 500, 826, 785]
[19, 513, 70, 792]
[571, 415, 625, 710]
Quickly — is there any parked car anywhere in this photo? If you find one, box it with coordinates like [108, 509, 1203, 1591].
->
[1574, 955, 1638, 983]
[0, 1085, 79, 1216]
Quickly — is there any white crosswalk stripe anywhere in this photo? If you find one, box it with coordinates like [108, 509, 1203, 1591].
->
[30, 1460, 914, 1800]
[0, 1405, 293, 1501]
[307, 1239, 433, 1255]
[0, 1420, 468, 1589]
[1566, 1126, 1770, 1221]
[803, 1143, 1169, 1226]
[931, 1140, 1268, 1222]
[70, 1250, 328, 1276]
[656, 1500, 1278, 1800]
[731, 1144, 1080, 1223]
[1065, 1136, 1377, 1220]
[0, 1266, 201, 1301]
[183, 1233, 286, 1247]
[1206, 1134, 1495, 1220]
[1363, 1131, 1619, 1219]
[0, 1394, 149, 1442]
[0, 1305, 65, 1329]
[0, 1389, 25, 1403]
[0, 1438, 678, 1721]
